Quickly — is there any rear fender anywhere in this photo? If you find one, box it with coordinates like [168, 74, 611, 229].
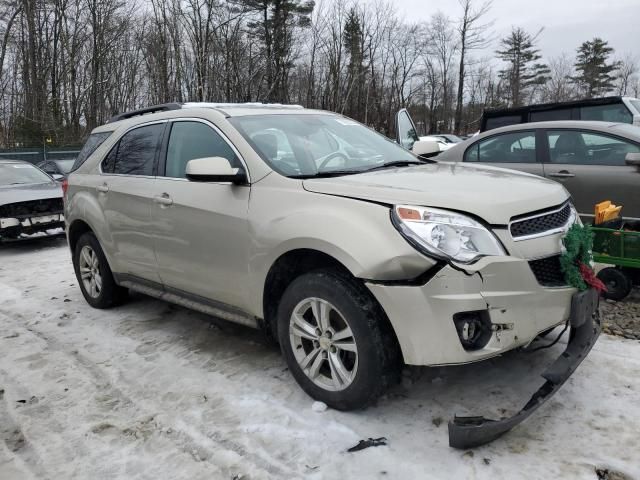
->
[66, 188, 117, 271]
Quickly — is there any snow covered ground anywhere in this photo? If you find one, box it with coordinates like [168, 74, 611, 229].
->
[1, 237, 639, 480]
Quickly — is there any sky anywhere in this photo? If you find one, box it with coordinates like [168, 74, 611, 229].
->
[388, 0, 638, 61]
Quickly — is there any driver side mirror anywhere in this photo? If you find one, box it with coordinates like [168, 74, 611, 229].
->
[412, 140, 441, 159]
[625, 152, 640, 169]
[51, 174, 64, 181]
[185, 157, 247, 184]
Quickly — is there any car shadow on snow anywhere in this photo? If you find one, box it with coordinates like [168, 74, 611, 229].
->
[116, 290, 569, 438]
[115, 291, 282, 368]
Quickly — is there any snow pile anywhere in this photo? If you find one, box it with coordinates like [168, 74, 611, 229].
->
[0, 239, 639, 479]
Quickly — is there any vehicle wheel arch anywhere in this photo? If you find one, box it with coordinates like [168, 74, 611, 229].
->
[66, 189, 115, 265]
[261, 248, 403, 362]
[68, 219, 94, 254]
[68, 218, 116, 274]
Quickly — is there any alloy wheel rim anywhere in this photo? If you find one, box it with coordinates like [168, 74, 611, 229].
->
[79, 245, 102, 298]
[289, 297, 358, 391]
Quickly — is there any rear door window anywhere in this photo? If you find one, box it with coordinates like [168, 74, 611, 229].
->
[464, 131, 537, 163]
[547, 130, 640, 166]
[103, 124, 164, 175]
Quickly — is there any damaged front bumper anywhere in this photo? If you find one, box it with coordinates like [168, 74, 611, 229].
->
[0, 213, 65, 238]
[448, 288, 600, 449]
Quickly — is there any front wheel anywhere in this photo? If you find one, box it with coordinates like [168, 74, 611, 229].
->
[277, 270, 400, 410]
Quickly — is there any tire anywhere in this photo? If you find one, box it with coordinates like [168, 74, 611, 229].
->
[597, 267, 632, 301]
[73, 232, 127, 308]
[621, 267, 640, 286]
[277, 269, 400, 410]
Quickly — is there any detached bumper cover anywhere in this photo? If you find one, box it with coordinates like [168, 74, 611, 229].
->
[448, 288, 600, 449]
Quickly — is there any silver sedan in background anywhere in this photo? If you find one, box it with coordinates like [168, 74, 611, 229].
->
[436, 121, 640, 220]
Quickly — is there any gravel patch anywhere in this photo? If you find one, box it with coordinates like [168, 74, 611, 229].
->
[601, 287, 640, 340]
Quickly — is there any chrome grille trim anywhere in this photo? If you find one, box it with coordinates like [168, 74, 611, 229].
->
[509, 202, 575, 241]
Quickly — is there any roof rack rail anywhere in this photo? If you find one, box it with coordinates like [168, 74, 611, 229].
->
[182, 102, 304, 110]
[108, 103, 183, 123]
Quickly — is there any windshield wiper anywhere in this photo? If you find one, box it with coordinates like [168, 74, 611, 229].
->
[360, 160, 426, 173]
[290, 160, 427, 179]
[290, 170, 364, 179]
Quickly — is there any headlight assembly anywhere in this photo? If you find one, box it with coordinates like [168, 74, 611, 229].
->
[392, 205, 506, 263]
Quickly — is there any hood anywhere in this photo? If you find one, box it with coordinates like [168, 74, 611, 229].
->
[303, 162, 569, 225]
[0, 182, 63, 206]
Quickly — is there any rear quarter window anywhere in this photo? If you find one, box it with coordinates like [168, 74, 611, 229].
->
[580, 104, 632, 123]
[72, 132, 113, 171]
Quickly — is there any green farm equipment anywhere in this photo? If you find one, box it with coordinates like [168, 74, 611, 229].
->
[592, 222, 640, 300]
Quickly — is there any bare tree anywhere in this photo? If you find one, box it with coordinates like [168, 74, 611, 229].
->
[616, 54, 638, 96]
[427, 12, 457, 132]
[540, 53, 576, 102]
[453, 0, 492, 134]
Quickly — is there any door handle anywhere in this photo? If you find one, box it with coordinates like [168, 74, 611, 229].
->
[548, 171, 575, 178]
[97, 183, 109, 193]
[154, 193, 173, 206]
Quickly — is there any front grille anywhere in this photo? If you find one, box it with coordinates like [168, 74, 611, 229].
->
[510, 203, 572, 239]
[529, 255, 567, 287]
[0, 197, 63, 218]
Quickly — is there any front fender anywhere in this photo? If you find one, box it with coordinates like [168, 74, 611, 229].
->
[246, 177, 436, 317]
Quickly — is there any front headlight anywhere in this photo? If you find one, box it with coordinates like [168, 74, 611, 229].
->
[392, 205, 506, 263]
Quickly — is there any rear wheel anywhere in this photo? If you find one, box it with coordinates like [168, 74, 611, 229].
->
[597, 267, 632, 301]
[277, 270, 400, 410]
[73, 232, 127, 308]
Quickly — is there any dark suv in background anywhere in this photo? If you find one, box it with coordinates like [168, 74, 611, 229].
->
[481, 96, 640, 132]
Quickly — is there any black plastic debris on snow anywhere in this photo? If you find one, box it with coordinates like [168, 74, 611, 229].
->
[595, 467, 633, 480]
[347, 437, 387, 453]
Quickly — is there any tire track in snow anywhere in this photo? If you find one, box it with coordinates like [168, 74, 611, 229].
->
[0, 377, 49, 479]
[0, 308, 298, 479]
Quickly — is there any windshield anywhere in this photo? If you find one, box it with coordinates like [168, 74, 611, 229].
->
[229, 114, 419, 177]
[630, 99, 640, 115]
[0, 163, 53, 186]
[55, 159, 75, 174]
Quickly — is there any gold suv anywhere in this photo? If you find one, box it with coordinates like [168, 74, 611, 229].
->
[65, 103, 600, 448]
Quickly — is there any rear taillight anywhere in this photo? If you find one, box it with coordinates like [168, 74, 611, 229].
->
[62, 179, 69, 198]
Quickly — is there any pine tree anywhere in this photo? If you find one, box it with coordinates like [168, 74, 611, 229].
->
[343, 7, 365, 117]
[496, 27, 550, 106]
[572, 38, 620, 98]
